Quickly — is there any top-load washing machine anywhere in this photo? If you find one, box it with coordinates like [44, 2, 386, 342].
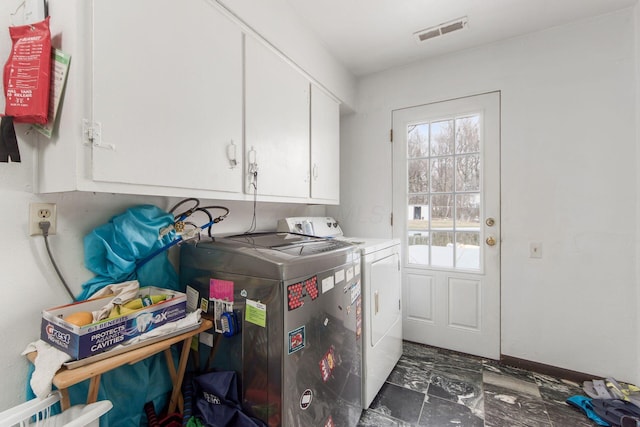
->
[180, 232, 363, 427]
[278, 217, 402, 408]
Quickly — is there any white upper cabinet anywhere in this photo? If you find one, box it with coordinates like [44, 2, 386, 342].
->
[38, 0, 341, 204]
[244, 36, 311, 199]
[310, 85, 340, 202]
[90, 0, 243, 194]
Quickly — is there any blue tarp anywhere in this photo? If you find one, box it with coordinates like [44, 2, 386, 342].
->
[78, 204, 179, 300]
[29, 204, 182, 426]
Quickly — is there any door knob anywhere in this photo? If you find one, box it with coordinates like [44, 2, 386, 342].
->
[486, 236, 497, 246]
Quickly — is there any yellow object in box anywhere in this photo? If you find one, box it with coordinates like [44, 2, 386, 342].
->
[123, 294, 167, 310]
[63, 311, 93, 326]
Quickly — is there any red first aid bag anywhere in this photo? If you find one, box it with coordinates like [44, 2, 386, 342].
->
[3, 16, 51, 124]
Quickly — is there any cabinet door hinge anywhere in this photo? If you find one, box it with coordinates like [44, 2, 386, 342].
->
[390, 129, 393, 143]
[82, 119, 114, 150]
[390, 212, 393, 226]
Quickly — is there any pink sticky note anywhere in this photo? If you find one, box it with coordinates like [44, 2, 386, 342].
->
[210, 279, 234, 301]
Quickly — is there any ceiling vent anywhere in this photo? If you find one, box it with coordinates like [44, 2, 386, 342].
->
[414, 17, 468, 42]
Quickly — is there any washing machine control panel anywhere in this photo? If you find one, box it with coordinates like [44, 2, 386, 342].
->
[277, 217, 342, 237]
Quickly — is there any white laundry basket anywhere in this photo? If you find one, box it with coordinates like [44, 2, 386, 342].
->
[0, 392, 112, 427]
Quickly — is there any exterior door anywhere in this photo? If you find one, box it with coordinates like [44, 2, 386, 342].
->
[392, 92, 501, 359]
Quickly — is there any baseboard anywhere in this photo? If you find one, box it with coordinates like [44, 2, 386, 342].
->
[501, 354, 595, 384]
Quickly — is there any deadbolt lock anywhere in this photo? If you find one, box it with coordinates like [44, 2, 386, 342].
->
[486, 217, 495, 227]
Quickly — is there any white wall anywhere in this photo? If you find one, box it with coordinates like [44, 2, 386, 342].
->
[336, 9, 639, 382]
[0, 1, 330, 411]
[216, 0, 357, 110]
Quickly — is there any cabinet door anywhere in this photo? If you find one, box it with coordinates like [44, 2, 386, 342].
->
[245, 36, 310, 198]
[91, 0, 242, 193]
[310, 85, 340, 202]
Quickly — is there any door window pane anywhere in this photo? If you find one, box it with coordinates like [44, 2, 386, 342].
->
[408, 232, 429, 265]
[408, 123, 429, 158]
[456, 232, 480, 269]
[406, 113, 482, 271]
[431, 194, 453, 229]
[455, 154, 480, 192]
[430, 157, 454, 192]
[408, 159, 429, 192]
[430, 120, 454, 156]
[455, 115, 480, 154]
[455, 194, 480, 228]
[408, 195, 429, 265]
[431, 231, 454, 268]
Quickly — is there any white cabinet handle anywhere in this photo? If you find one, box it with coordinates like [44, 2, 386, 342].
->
[227, 140, 237, 168]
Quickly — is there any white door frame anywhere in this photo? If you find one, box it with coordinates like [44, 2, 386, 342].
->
[392, 91, 501, 359]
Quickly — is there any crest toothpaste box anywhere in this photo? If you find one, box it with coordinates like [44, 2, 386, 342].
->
[40, 286, 186, 359]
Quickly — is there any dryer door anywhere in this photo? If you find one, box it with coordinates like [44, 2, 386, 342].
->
[368, 249, 402, 347]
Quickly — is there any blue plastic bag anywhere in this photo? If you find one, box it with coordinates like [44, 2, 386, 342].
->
[78, 204, 179, 300]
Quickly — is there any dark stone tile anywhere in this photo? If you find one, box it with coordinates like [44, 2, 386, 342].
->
[484, 381, 552, 427]
[402, 341, 441, 361]
[369, 382, 425, 425]
[483, 370, 541, 398]
[533, 372, 584, 405]
[418, 395, 484, 427]
[431, 349, 484, 376]
[483, 359, 537, 383]
[358, 409, 413, 426]
[427, 370, 484, 415]
[386, 355, 434, 392]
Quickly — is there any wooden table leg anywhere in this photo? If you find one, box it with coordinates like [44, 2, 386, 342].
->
[164, 348, 184, 411]
[87, 375, 102, 404]
[167, 337, 192, 414]
[164, 348, 177, 382]
[59, 388, 71, 411]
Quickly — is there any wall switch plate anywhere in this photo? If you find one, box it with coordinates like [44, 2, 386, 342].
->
[529, 242, 542, 258]
[29, 203, 57, 236]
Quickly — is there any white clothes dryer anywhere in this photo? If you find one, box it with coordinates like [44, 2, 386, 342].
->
[278, 217, 403, 408]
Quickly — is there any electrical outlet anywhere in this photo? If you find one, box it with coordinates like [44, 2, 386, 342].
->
[29, 203, 57, 236]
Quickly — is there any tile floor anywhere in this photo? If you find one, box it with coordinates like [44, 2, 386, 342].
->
[358, 341, 598, 427]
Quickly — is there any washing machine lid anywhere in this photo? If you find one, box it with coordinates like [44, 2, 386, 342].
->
[224, 232, 353, 256]
[188, 232, 356, 281]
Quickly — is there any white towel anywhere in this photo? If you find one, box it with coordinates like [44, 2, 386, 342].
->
[90, 280, 140, 322]
[21, 340, 72, 398]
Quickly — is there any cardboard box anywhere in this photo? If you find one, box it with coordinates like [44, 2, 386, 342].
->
[41, 286, 186, 360]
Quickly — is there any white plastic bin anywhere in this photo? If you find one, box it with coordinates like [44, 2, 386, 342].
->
[0, 392, 112, 427]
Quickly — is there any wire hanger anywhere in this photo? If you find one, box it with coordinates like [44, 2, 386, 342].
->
[9, 1, 25, 27]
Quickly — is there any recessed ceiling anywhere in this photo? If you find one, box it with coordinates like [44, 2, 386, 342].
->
[285, 0, 638, 76]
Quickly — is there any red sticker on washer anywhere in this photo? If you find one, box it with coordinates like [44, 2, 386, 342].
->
[287, 282, 304, 310]
[288, 276, 319, 310]
[305, 276, 319, 300]
[319, 346, 336, 382]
